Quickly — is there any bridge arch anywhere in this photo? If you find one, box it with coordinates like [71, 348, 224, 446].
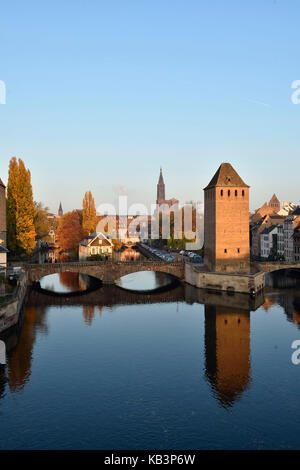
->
[34, 270, 103, 296]
[257, 262, 300, 274]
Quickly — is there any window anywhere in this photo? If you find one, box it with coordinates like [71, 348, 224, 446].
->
[235, 190, 238, 197]
[242, 190, 245, 197]
[237, 248, 240, 253]
[221, 189, 223, 196]
[224, 249, 227, 253]
[228, 190, 231, 197]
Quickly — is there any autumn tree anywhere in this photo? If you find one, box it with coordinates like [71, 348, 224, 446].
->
[57, 210, 83, 255]
[6, 157, 18, 252]
[6, 157, 36, 255]
[34, 202, 51, 241]
[82, 191, 97, 236]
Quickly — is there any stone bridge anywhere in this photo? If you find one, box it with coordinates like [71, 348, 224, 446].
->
[26, 260, 185, 284]
[254, 262, 300, 273]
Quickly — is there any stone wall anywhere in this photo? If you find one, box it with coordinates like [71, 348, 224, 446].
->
[185, 263, 265, 294]
[0, 273, 27, 333]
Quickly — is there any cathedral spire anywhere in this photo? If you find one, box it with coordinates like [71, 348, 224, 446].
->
[158, 167, 164, 185]
[58, 202, 63, 217]
[157, 167, 165, 204]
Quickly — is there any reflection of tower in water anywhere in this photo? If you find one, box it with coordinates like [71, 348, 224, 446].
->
[204, 305, 251, 407]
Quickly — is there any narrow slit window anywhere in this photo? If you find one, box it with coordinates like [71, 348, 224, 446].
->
[228, 190, 230, 197]
[235, 190, 238, 196]
[221, 189, 223, 196]
[242, 190, 245, 197]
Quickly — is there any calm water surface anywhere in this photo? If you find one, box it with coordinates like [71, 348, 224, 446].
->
[0, 270, 300, 450]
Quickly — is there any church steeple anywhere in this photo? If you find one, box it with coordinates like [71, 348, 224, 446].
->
[58, 202, 63, 217]
[157, 167, 165, 204]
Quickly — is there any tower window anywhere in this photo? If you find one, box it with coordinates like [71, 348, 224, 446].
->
[224, 249, 227, 253]
[228, 190, 231, 197]
[237, 248, 240, 253]
[220, 189, 223, 196]
[242, 190, 245, 197]
[235, 190, 238, 197]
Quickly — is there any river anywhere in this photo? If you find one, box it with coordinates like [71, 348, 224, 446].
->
[0, 269, 300, 450]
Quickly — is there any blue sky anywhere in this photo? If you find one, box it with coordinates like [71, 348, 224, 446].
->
[0, 0, 299, 213]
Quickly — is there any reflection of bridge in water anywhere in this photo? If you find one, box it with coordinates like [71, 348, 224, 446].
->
[4, 282, 300, 408]
[3, 283, 265, 408]
[27, 282, 265, 311]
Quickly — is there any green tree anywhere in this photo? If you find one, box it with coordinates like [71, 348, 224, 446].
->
[82, 191, 97, 236]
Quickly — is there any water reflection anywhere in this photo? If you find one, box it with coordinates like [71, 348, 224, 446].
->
[205, 306, 250, 407]
[0, 304, 48, 395]
[0, 280, 259, 406]
[117, 271, 175, 291]
[115, 247, 142, 261]
[39, 272, 100, 294]
[1, 271, 300, 449]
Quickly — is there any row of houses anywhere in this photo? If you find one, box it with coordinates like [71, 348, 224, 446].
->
[250, 195, 300, 262]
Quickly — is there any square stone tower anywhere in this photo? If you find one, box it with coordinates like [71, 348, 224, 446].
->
[0, 178, 6, 248]
[204, 163, 250, 273]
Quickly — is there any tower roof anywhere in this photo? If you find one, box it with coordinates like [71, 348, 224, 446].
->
[204, 163, 249, 190]
[269, 194, 280, 204]
[158, 167, 164, 185]
[0, 178, 6, 188]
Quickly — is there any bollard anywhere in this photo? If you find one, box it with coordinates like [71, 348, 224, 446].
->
[0, 340, 6, 365]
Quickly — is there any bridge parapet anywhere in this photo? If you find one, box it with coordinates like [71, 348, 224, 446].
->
[26, 260, 185, 284]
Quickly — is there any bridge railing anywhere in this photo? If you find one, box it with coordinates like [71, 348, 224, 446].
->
[27, 259, 184, 267]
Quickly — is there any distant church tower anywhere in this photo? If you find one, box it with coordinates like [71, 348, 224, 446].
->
[269, 194, 280, 213]
[58, 202, 63, 217]
[156, 167, 165, 205]
[0, 178, 7, 248]
[204, 163, 250, 273]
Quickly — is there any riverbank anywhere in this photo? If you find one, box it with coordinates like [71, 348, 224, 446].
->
[0, 269, 27, 333]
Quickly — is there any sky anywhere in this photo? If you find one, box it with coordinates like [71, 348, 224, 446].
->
[0, 0, 300, 214]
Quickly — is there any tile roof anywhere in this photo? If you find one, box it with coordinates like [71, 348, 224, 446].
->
[204, 163, 249, 189]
